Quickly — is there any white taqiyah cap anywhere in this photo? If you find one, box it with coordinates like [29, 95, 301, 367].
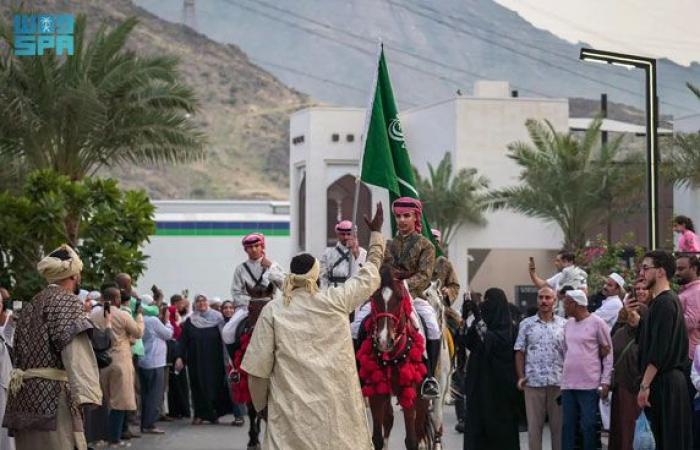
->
[565, 289, 588, 307]
[609, 272, 625, 288]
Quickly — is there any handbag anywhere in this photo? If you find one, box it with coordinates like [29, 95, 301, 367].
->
[633, 411, 656, 450]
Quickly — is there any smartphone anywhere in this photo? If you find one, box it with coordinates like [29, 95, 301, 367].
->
[104, 301, 111, 317]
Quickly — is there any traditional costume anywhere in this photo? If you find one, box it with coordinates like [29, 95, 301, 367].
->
[384, 198, 441, 398]
[319, 220, 367, 289]
[241, 231, 385, 450]
[637, 289, 693, 449]
[3, 245, 101, 450]
[224, 233, 284, 345]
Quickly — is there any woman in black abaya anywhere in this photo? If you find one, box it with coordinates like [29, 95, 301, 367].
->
[179, 294, 230, 424]
[462, 287, 521, 450]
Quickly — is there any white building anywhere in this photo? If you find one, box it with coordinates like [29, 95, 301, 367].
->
[289, 81, 569, 304]
[137, 200, 291, 300]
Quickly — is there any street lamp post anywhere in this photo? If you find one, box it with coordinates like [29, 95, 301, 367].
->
[579, 48, 659, 250]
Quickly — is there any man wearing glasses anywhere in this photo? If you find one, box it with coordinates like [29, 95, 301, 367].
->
[320, 220, 367, 289]
[636, 250, 693, 450]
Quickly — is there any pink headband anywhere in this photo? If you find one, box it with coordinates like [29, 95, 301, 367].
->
[242, 233, 265, 248]
[392, 197, 423, 233]
[431, 228, 441, 240]
[335, 220, 353, 233]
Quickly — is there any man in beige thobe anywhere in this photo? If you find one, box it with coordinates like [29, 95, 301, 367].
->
[3, 244, 102, 450]
[242, 203, 385, 450]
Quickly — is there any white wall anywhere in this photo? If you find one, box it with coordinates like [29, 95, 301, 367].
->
[289, 93, 570, 296]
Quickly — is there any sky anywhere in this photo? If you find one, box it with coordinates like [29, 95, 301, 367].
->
[494, 0, 700, 66]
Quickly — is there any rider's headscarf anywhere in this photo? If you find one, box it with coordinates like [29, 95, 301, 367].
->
[392, 197, 423, 233]
[242, 233, 265, 249]
[335, 220, 353, 233]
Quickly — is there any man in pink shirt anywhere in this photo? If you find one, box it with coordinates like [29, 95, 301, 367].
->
[677, 255, 700, 360]
[560, 289, 613, 450]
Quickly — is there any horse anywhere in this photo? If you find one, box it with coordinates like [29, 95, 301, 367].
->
[356, 265, 431, 450]
[228, 283, 275, 450]
[419, 279, 455, 450]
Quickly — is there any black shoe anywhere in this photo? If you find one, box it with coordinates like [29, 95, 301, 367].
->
[455, 420, 465, 433]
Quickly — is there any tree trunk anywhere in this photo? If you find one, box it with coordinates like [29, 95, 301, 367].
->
[64, 213, 81, 248]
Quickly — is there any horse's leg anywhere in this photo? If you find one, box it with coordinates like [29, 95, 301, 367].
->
[433, 337, 452, 448]
[247, 404, 260, 449]
[414, 398, 431, 448]
[403, 403, 418, 450]
[369, 395, 388, 450]
[383, 399, 394, 441]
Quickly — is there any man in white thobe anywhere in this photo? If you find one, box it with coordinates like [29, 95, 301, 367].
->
[241, 204, 385, 450]
[594, 272, 625, 330]
[222, 233, 284, 345]
[319, 220, 367, 289]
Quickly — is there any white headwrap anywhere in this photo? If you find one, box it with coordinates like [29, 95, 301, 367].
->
[282, 258, 320, 306]
[37, 244, 83, 283]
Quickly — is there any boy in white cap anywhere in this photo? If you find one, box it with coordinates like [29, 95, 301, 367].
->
[594, 273, 625, 330]
[560, 289, 613, 450]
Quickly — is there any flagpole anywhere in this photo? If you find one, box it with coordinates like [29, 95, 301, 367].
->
[352, 40, 383, 237]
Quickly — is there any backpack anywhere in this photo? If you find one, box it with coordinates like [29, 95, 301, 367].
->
[89, 326, 112, 369]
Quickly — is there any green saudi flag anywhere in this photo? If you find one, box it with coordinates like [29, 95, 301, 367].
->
[359, 47, 439, 250]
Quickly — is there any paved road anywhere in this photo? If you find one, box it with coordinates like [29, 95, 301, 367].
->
[127, 405, 552, 449]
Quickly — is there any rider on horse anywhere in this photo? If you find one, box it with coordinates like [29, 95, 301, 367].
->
[353, 197, 442, 399]
[319, 220, 367, 289]
[224, 233, 284, 337]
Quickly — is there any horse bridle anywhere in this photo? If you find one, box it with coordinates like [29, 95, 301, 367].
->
[370, 295, 413, 367]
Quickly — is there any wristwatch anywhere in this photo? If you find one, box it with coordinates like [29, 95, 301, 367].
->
[640, 383, 650, 391]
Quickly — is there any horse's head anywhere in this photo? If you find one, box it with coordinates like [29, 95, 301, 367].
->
[422, 279, 443, 311]
[372, 265, 408, 353]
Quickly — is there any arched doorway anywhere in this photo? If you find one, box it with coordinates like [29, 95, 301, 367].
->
[326, 174, 371, 247]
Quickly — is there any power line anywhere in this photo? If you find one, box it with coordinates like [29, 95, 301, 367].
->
[237, 0, 551, 98]
[386, 0, 698, 114]
[222, 0, 468, 95]
[410, 0, 694, 98]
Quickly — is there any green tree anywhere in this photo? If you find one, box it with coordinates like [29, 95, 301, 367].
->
[413, 152, 489, 246]
[0, 170, 155, 300]
[0, 15, 205, 188]
[672, 83, 700, 187]
[488, 118, 643, 250]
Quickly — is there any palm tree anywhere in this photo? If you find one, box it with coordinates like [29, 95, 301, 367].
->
[0, 15, 205, 184]
[488, 118, 643, 250]
[414, 152, 489, 246]
[672, 83, 700, 188]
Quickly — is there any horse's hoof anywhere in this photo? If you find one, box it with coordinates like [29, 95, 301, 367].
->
[247, 445, 261, 450]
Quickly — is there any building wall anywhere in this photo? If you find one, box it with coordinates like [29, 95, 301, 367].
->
[137, 200, 291, 300]
[401, 95, 569, 295]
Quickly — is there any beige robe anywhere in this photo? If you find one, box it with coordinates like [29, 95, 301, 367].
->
[242, 231, 385, 450]
[14, 333, 101, 450]
[90, 307, 144, 411]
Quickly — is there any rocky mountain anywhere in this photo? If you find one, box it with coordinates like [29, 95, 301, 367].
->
[136, 0, 700, 119]
[2, 0, 310, 199]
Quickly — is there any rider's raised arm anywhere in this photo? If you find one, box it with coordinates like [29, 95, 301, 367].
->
[327, 231, 385, 315]
[264, 262, 286, 289]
